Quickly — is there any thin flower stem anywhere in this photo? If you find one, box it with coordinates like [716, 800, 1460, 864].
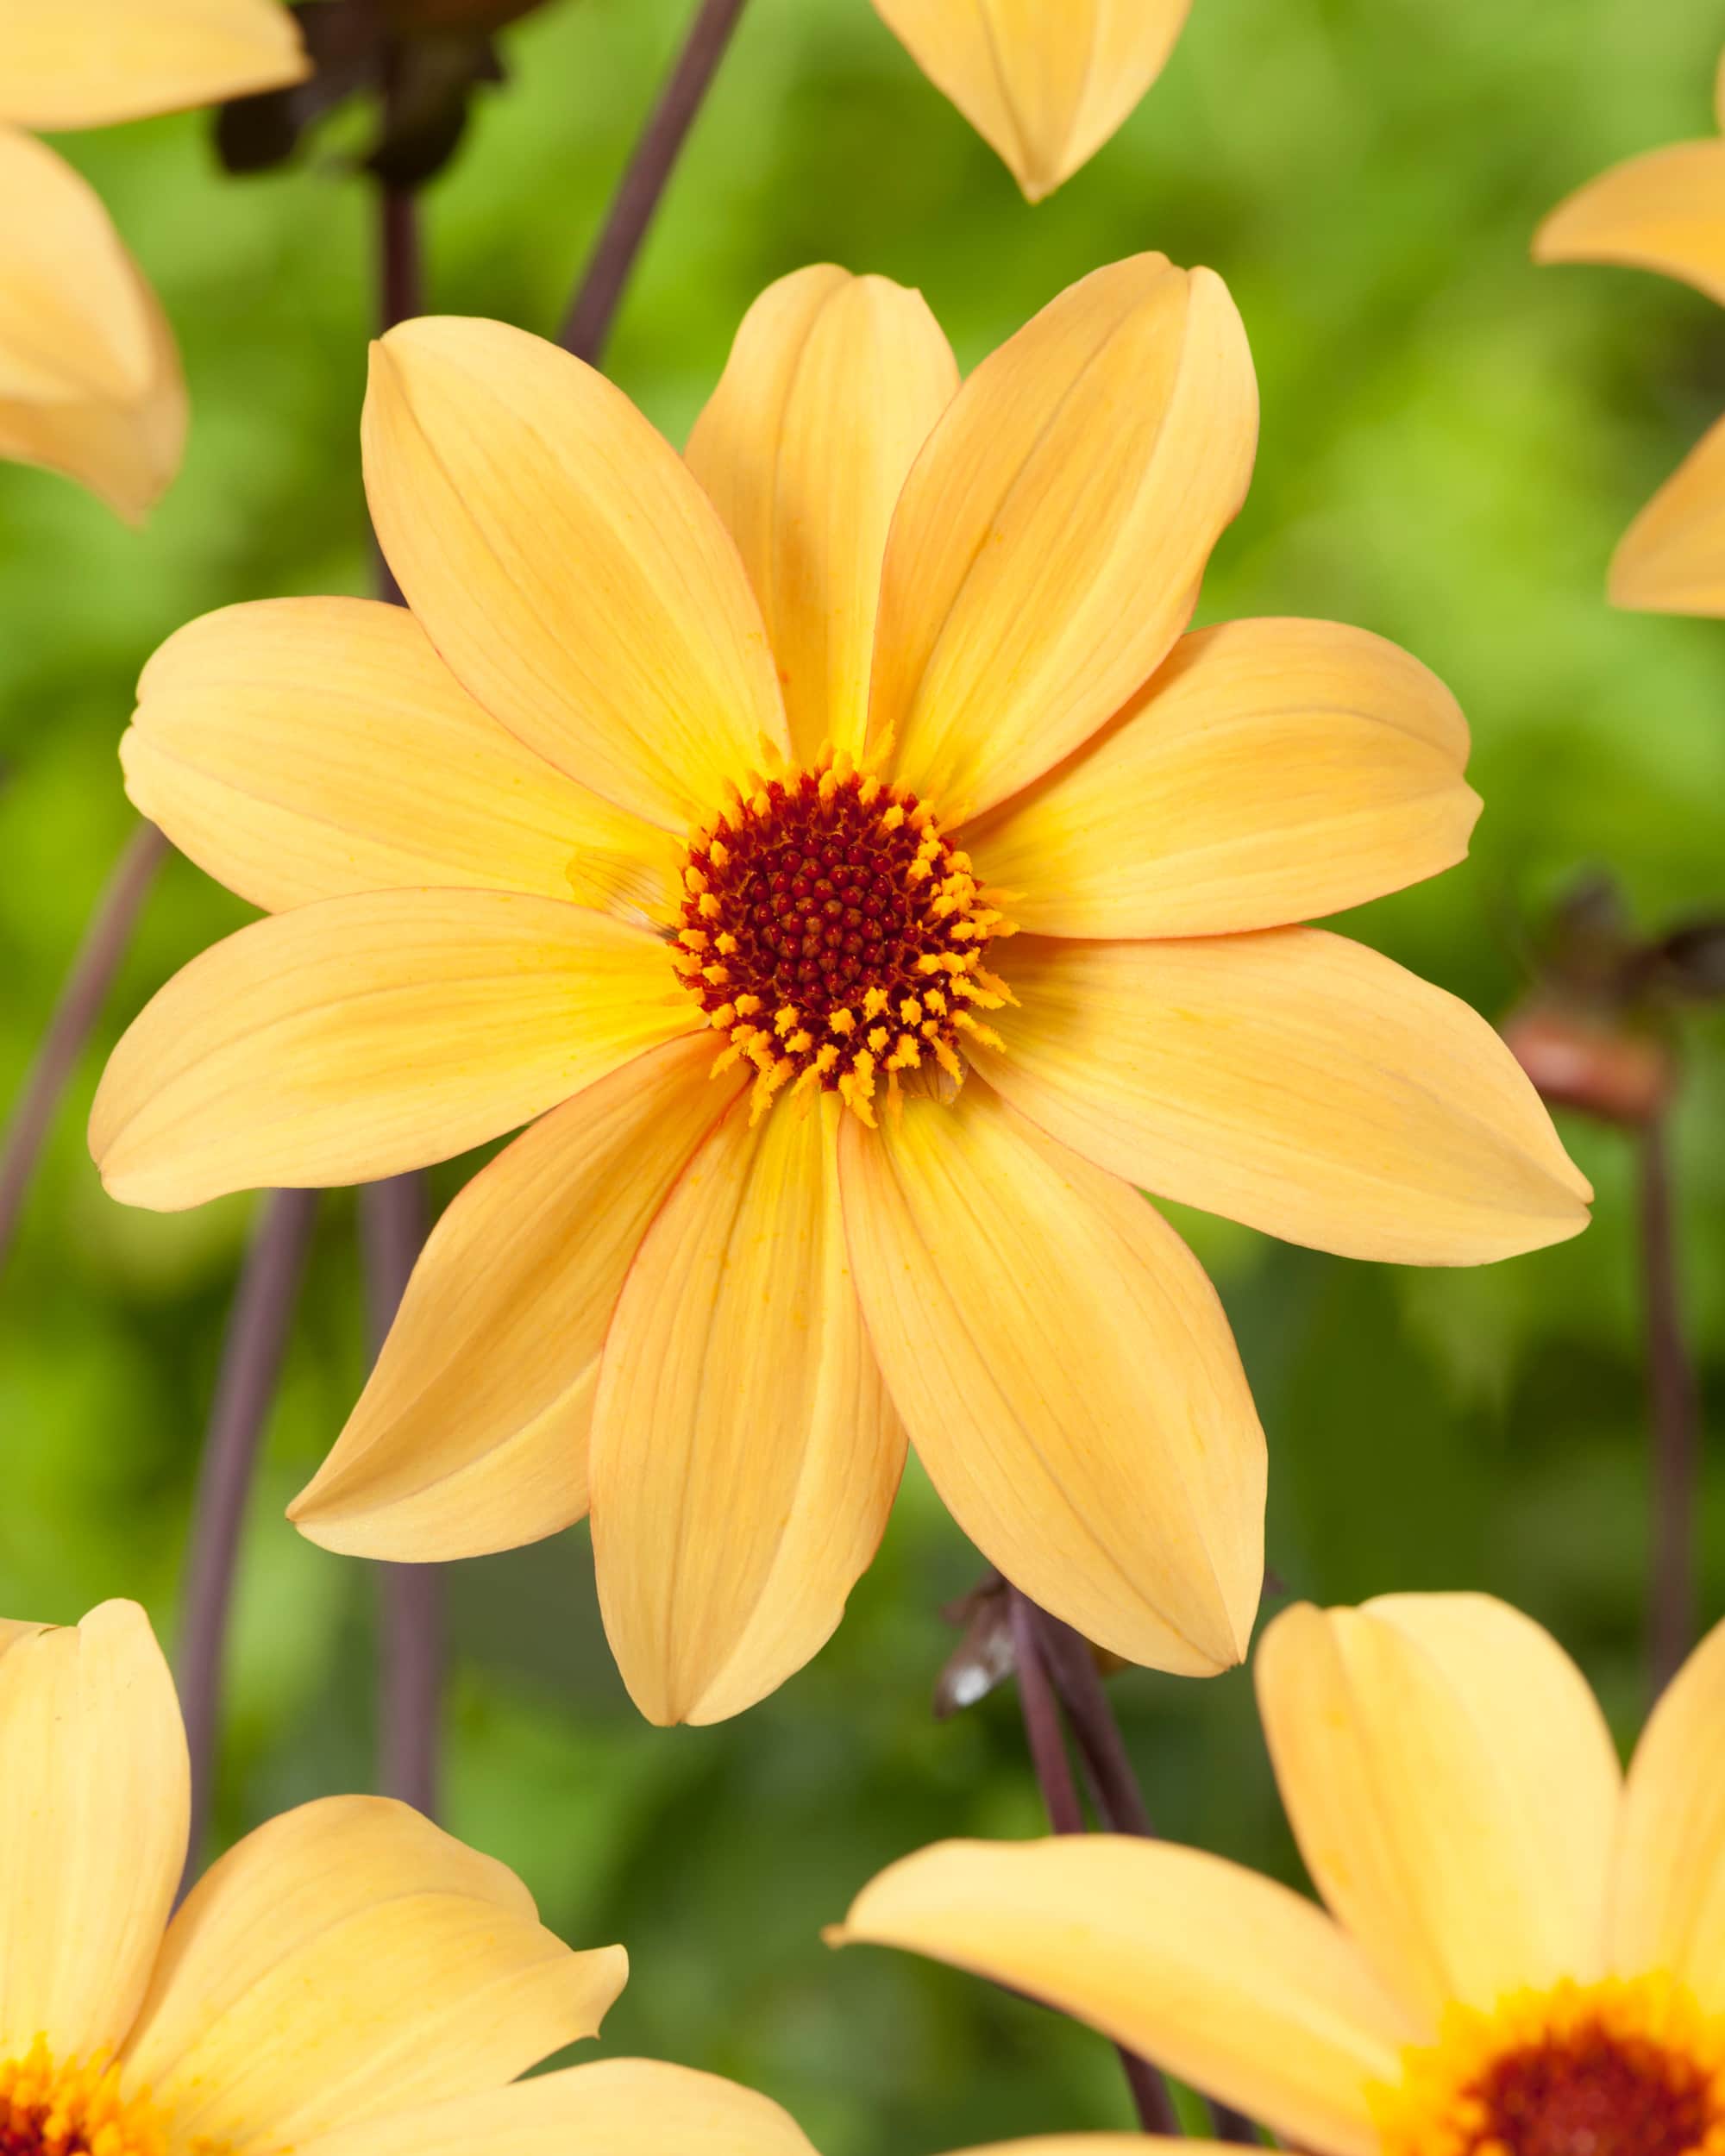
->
[1031, 1601, 1262, 2147]
[1641, 1113, 1701, 1698]
[558, 0, 752, 364]
[0, 821, 166, 1281]
[177, 1187, 319, 1894]
[1008, 1589, 1182, 2137]
[365, 141, 442, 1816]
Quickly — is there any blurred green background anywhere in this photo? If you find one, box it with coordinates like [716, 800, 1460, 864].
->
[3, 0, 1723, 2147]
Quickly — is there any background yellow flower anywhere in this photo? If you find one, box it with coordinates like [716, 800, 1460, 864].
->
[0, 0, 305, 517]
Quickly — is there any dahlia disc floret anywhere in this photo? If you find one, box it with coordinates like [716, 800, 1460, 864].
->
[95, 254, 1588, 1724]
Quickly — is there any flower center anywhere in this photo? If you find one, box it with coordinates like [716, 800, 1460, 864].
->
[672, 754, 1015, 1124]
[0, 2043, 166, 2156]
[1373, 1977, 1725, 2156]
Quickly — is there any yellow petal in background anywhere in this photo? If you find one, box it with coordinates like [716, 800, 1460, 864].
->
[1609, 410, 1725, 618]
[869, 255, 1257, 818]
[838, 1083, 1264, 1677]
[0, 1602, 187, 2062]
[591, 1093, 906, 1726]
[1256, 1596, 1621, 2030]
[975, 932, 1590, 1264]
[1611, 1614, 1725, 2009]
[0, 0, 306, 130]
[687, 265, 958, 767]
[90, 891, 694, 1209]
[122, 1796, 626, 2153]
[123, 598, 680, 915]
[363, 317, 787, 832]
[1534, 141, 1725, 308]
[967, 618, 1478, 937]
[296, 2060, 819, 2156]
[872, 0, 1191, 203]
[0, 129, 185, 519]
[833, 1837, 1408, 2156]
[291, 1035, 739, 1561]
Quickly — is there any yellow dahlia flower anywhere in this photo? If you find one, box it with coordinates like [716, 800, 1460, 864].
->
[1535, 49, 1725, 616]
[0, 0, 305, 518]
[94, 257, 1586, 1725]
[871, 0, 1192, 202]
[837, 1592, 1725, 2156]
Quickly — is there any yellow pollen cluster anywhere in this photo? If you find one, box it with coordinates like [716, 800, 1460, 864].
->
[670, 747, 1016, 1125]
[1372, 1975, 1725, 2156]
[0, 2041, 166, 2156]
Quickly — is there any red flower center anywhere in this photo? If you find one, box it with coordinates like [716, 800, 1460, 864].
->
[1467, 2021, 1715, 2155]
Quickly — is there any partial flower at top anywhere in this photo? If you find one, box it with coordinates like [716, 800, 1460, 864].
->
[0, 0, 304, 519]
[871, 0, 1191, 201]
[94, 258, 1588, 1725]
[836, 1593, 1725, 2156]
[1535, 47, 1725, 617]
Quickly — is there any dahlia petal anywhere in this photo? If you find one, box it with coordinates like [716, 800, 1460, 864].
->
[871, 0, 1190, 201]
[121, 1797, 624, 2152]
[975, 931, 1591, 1264]
[591, 1092, 906, 1725]
[362, 317, 787, 831]
[686, 264, 958, 766]
[0, 130, 184, 518]
[1612, 1614, 1725, 2009]
[869, 254, 1257, 818]
[0, 1603, 186, 2061]
[1534, 141, 1725, 308]
[1609, 409, 1725, 618]
[124, 599, 679, 914]
[965, 618, 1478, 937]
[837, 1081, 1264, 1676]
[90, 891, 694, 1210]
[0, 0, 305, 129]
[831, 1837, 1407, 2156]
[290, 1035, 739, 1560]
[1257, 1595, 1622, 2030]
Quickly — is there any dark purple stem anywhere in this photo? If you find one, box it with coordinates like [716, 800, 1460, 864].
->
[1008, 1590, 1182, 2137]
[558, 0, 751, 364]
[177, 1188, 318, 1892]
[1641, 1114, 1701, 1699]
[0, 821, 166, 1280]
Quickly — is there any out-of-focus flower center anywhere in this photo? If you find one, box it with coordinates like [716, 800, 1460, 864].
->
[0, 2043, 166, 2156]
[672, 753, 1016, 1125]
[1373, 1977, 1725, 2156]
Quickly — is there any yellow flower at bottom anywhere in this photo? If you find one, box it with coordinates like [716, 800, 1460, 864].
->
[94, 259, 1587, 1725]
[1534, 45, 1725, 615]
[0, 0, 306, 517]
[835, 1595, 1725, 2156]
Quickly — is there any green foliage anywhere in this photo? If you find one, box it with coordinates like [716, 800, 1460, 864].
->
[2, 0, 1722, 2147]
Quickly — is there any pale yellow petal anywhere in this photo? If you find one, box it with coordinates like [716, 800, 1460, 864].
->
[686, 265, 958, 766]
[122, 1796, 625, 2153]
[90, 891, 694, 1210]
[297, 2060, 819, 2156]
[837, 1081, 1264, 1677]
[1611, 1614, 1725, 2008]
[290, 1035, 739, 1560]
[0, 1601, 186, 2061]
[0, 0, 306, 128]
[975, 932, 1591, 1264]
[873, 0, 1190, 201]
[869, 254, 1257, 818]
[832, 1837, 1408, 2156]
[966, 618, 1478, 937]
[363, 317, 787, 831]
[0, 130, 184, 519]
[123, 598, 680, 915]
[1609, 410, 1725, 617]
[1534, 141, 1725, 307]
[1257, 1595, 1621, 2030]
[591, 1092, 906, 1726]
